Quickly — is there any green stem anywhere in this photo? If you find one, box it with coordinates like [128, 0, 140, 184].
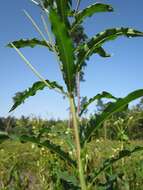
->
[69, 96, 87, 190]
[76, 72, 81, 116]
[10, 43, 66, 95]
[23, 10, 51, 49]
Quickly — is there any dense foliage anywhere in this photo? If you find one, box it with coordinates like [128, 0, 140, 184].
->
[1, 100, 143, 140]
[0, 103, 143, 189]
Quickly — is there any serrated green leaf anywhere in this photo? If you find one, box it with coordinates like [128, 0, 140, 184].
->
[10, 80, 65, 112]
[49, 8, 75, 93]
[84, 89, 143, 143]
[7, 38, 53, 51]
[10, 134, 76, 166]
[76, 27, 143, 71]
[72, 3, 113, 31]
[80, 91, 117, 116]
[76, 46, 111, 64]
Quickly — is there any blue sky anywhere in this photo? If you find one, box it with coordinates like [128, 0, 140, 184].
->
[1, 0, 143, 119]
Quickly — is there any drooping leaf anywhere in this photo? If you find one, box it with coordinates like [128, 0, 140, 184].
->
[80, 91, 117, 116]
[7, 38, 53, 51]
[88, 146, 143, 188]
[76, 28, 143, 71]
[76, 46, 111, 64]
[10, 134, 76, 167]
[84, 89, 143, 143]
[49, 8, 75, 93]
[93, 47, 111, 58]
[72, 3, 113, 31]
[10, 80, 66, 112]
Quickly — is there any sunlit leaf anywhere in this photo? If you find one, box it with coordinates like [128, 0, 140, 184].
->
[93, 47, 111, 58]
[49, 8, 75, 93]
[84, 89, 143, 143]
[7, 38, 53, 51]
[80, 91, 117, 116]
[76, 46, 111, 66]
[76, 28, 143, 71]
[72, 3, 113, 31]
[10, 80, 65, 112]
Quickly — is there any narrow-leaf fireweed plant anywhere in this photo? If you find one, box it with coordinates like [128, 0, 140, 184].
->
[2, 0, 143, 189]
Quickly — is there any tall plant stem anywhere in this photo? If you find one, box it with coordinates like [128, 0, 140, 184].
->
[10, 43, 65, 95]
[77, 72, 81, 116]
[69, 96, 86, 190]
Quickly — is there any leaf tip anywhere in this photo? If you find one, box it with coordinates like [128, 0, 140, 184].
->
[108, 5, 114, 12]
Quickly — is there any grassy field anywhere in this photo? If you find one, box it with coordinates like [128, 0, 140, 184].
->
[0, 139, 143, 190]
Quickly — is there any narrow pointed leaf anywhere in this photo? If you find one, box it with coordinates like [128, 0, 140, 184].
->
[77, 46, 111, 63]
[84, 89, 143, 143]
[49, 9, 75, 93]
[72, 3, 113, 31]
[10, 134, 76, 166]
[80, 91, 117, 116]
[10, 80, 65, 112]
[76, 28, 143, 71]
[7, 38, 53, 51]
[93, 47, 111, 58]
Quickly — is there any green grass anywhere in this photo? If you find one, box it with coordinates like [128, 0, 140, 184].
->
[0, 139, 143, 189]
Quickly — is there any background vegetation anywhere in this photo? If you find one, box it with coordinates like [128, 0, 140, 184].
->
[0, 99, 143, 190]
